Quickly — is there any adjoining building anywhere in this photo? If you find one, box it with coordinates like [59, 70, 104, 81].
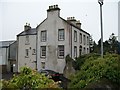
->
[17, 23, 37, 72]
[0, 40, 17, 73]
[36, 5, 90, 73]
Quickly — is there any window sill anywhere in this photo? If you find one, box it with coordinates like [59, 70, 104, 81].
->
[58, 56, 64, 59]
[40, 56, 46, 59]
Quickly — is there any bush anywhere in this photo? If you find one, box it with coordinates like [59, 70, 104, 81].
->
[69, 53, 120, 88]
[1, 67, 59, 89]
[73, 53, 100, 70]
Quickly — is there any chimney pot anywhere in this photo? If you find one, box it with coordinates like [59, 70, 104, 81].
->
[24, 23, 31, 31]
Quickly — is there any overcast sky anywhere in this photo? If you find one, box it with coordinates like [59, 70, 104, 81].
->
[0, 0, 119, 42]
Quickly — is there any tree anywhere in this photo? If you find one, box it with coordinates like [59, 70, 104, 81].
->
[108, 33, 119, 53]
[92, 33, 119, 54]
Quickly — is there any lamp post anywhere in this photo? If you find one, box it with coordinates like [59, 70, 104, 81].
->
[98, 0, 104, 57]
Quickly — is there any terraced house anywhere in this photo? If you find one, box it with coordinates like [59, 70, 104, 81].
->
[36, 5, 90, 73]
[17, 24, 37, 72]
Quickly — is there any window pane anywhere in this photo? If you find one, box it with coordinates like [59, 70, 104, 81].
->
[80, 33, 82, 44]
[58, 29, 64, 41]
[74, 46, 77, 58]
[41, 46, 46, 57]
[87, 36, 89, 45]
[83, 35, 86, 45]
[41, 62, 45, 69]
[41, 31, 47, 42]
[58, 45, 64, 58]
[74, 31, 77, 42]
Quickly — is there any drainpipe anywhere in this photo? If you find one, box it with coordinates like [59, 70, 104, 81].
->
[36, 29, 38, 70]
[70, 26, 72, 58]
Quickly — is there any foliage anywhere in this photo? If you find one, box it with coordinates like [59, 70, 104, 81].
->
[1, 67, 59, 89]
[69, 54, 120, 88]
[73, 53, 100, 70]
[92, 33, 119, 54]
[65, 54, 73, 63]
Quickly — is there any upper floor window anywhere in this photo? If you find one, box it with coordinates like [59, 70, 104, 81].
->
[58, 29, 64, 41]
[83, 35, 86, 45]
[25, 36, 29, 45]
[25, 49, 29, 58]
[87, 36, 89, 45]
[40, 46, 46, 58]
[79, 33, 82, 44]
[74, 30, 77, 42]
[41, 31, 47, 42]
[58, 45, 64, 58]
[74, 46, 77, 58]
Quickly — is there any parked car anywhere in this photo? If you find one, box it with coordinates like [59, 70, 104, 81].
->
[39, 69, 71, 89]
[38, 69, 63, 82]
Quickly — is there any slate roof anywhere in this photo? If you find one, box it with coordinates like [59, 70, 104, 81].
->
[59, 17, 90, 35]
[36, 17, 90, 36]
[17, 28, 37, 36]
[0, 40, 16, 48]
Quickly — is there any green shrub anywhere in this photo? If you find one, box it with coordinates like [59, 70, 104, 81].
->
[1, 67, 59, 89]
[69, 53, 120, 88]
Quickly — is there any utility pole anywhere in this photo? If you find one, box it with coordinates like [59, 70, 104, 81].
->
[98, 0, 104, 58]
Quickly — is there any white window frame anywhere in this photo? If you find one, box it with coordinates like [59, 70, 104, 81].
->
[83, 35, 86, 45]
[58, 45, 64, 59]
[87, 36, 89, 45]
[83, 47, 86, 54]
[74, 46, 77, 58]
[58, 29, 65, 41]
[41, 62, 45, 69]
[79, 33, 82, 44]
[41, 30, 47, 42]
[74, 30, 77, 42]
[40, 46, 46, 58]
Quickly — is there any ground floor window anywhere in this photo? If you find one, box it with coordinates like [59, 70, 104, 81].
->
[74, 46, 77, 58]
[58, 45, 64, 58]
[41, 62, 45, 69]
[40, 46, 46, 58]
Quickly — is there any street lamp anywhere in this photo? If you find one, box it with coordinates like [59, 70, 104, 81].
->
[98, 0, 104, 57]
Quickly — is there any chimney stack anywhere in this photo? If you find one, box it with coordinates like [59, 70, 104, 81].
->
[24, 23, 31, 31]
[47, 4, 60, 11]
[67, 17, 76, 25]
[47, 4, 60, 17]
[76, 20, 81, 29]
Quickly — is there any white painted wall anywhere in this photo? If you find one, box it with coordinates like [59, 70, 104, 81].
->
[37, 7, 90, 73]
[17, 35, 36, 72]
